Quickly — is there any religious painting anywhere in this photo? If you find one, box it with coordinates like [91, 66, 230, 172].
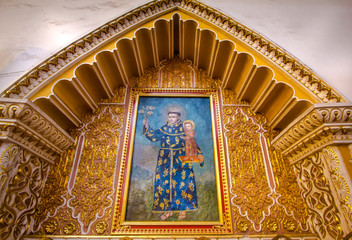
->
[112, 89, 232, 235]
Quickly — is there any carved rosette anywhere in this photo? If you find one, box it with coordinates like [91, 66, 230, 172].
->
[320, 147, 352, 230]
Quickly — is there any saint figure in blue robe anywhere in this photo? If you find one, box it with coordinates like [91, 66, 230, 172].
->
[143, 110, 204, 220]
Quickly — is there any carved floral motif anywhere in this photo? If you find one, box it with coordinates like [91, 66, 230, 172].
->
[33, 147, 76, 231]
[161, 58, 193, 88]
[38, 203, 78, 236]
[224, 107, 274, 231]
[293, 150, 345, 239]
[42, 220, 58, 234]
[320, 147, 352, 229]
[68, 105, 124, 233]
[130, 58, 220, 89]
[0, 146, 50, 240]
[223, 103, 311, 235]
[0, 143, 20, 204]
[94, 221, 108, 234]
[267, 143, 310, 229]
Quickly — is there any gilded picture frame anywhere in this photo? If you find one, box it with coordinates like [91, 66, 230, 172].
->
[111, 88, 232, 235]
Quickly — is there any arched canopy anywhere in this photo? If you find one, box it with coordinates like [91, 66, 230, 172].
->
[0, 0, 345, 134]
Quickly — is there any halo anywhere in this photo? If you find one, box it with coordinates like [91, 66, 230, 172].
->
[183, 120, 195, 129]
[161, 103, 187, 123]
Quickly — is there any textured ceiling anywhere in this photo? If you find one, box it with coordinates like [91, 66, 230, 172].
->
[0, 0, 351, 101]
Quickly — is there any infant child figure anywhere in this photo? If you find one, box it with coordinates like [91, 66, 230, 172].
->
[180, 120, 203, 163]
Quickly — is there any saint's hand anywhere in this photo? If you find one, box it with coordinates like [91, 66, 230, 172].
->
[143, 118, 149, 129]
[198, 155, 204, 164]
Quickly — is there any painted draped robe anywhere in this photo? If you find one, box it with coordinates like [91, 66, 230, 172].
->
[144, 118, 204, 213]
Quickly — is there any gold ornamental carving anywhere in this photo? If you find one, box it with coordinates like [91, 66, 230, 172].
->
[68, 105, 124, 232]
[33, 147, 76, 231]
[266, 220, 278, 232]
[222, 103, 311, 235]
[267, 142, 310, 228]
[0, 147, 50, 240]
[272, 103, 352, 163]
[0, 143, 20, 202]
[160, 58, 193, 88]
[222, 88, 249, 105]
[34, 103, 124, 236]
[94, 221, 108, 234]
[63, 222, 76, 235]
[37, 203, 79, 235]
[194, 67, 221, 89]
[130, 58, 220, 89]
[237, 220, 249, 232]
[2, 1, 344, 104]
[130, 67, 159, 88]
[42, 220, 58, 234]
[101, 86, 126, 104]
[224, 107, 273, 230]
[293, 149, 345, 239]
[320, 147, 352, 228]
[0, 98, 74, 162]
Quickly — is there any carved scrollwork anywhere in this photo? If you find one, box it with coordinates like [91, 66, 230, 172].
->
[0, 143, 20, 203]
[130, 58, 220, 89]
[272, 104, 352, 163]
[293, 149, 345, 239]
[68, 106, 124, 233]
[319, 107, 352, 123]
[223, 104, 312, 235]
[320, 147, 352, 226]
[0, 98, 74, 162]
[33, 147, 76, 232]
[224, 107, 274, 231]
[0, 146, 50, 240]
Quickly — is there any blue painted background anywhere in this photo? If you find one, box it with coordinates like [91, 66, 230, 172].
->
[126, 96, 219, 221]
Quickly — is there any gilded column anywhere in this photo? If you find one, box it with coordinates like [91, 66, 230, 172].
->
[272, 103, 352, 239]
[0, 98, 74, 240]
[0, 143, 50, 239]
